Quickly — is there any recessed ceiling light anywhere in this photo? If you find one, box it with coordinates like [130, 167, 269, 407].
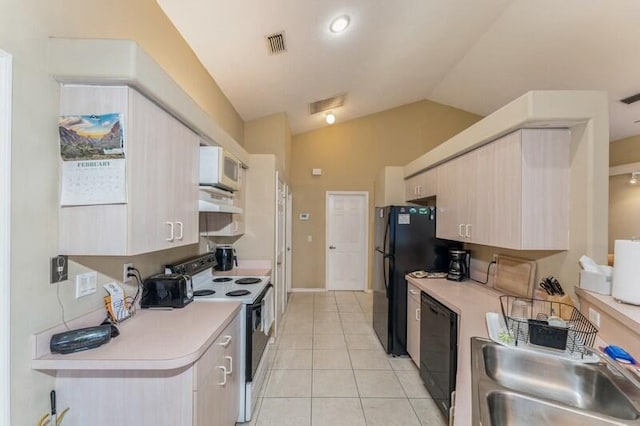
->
[330, 15, 350, 33]
[325, 112, 336, 125]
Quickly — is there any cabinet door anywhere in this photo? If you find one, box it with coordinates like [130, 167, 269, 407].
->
[406, 169, 437, 202]
[436, 157, 473, 242]
[167, 113, 199, 246]
[473, 134, 521, 247]
[193, 313, 241, 426]
[129, 90, 173, 253]
[406, 284, 421, 366]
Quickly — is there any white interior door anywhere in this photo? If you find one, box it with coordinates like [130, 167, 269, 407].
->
[0, 49, 12, 426]
[326, 192, 368, 291]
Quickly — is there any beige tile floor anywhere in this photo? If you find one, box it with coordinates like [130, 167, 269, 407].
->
[244, 291, 446, 426]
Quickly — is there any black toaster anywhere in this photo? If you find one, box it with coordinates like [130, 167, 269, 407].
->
[140, 274, 193, 308]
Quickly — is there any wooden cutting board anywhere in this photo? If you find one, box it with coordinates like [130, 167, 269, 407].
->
[493, 255, 537, 297]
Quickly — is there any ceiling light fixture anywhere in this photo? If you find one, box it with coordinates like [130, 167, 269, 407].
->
[325, 112, 336, 125]
[330, 15, 351, 33]
[631, 172, 640, 185]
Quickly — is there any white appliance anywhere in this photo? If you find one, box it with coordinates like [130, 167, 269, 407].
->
[612, 239, 640, 305]
[199, 146, 241, 192]
[165, 254, 273, 423]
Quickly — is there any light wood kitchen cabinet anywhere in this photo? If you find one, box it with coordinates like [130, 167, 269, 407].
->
[193, 312, 241, 426]
[477, 129, 570, 250]
[58, 85, 199, 255]
[406, 282, 421, 366]
[436, 152, 478, 241]
[405, 168, 437, 202]
[436, 129, 569, 250]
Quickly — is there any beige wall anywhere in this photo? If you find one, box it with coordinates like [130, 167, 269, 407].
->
[290, 100, 482, 289]
[609, 174, 640, 249]
[608, 135, 640, 251]
[244, 113, 292, 180]
[1, 1, 243, 423]
[610, 134, 640, 167]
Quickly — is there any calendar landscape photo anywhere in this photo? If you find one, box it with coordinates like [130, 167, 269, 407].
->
[59, 113, 125, 161]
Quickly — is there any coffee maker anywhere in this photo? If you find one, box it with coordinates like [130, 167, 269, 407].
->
[447, 249, 470, 281]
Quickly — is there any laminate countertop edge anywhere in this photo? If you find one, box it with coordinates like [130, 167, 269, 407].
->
[32, 301, 242, 371]
[406, 277, 505, 426]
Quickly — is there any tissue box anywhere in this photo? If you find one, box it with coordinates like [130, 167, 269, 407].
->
[579, 270, 612, 295]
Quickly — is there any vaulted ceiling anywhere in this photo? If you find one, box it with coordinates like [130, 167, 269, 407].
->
[157, 0, 640, 140]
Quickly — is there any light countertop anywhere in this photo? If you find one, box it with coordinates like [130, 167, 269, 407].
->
[212, 268, 271, 277]
[406, 277, 504, 426]
[32, 301, 241, 371]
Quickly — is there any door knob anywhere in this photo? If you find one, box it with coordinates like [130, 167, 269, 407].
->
[329, 245, 336, 249]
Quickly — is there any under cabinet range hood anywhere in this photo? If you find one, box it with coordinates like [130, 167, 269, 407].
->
[198, 185, 243, 214]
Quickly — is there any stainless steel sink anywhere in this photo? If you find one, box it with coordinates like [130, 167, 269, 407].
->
[472, 337, 640, 425]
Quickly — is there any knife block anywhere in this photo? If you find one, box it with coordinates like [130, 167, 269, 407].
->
[546, 294, 574, 321]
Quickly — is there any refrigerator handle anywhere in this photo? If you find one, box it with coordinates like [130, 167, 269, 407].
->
[383, 214, 391, 297]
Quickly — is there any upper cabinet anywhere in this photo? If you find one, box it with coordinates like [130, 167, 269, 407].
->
[436, 129, 570, 250]
[59, 85, 199, 255]
[405, 168, 437, 202]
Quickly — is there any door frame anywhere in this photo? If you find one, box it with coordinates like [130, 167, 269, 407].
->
[285, 188, 292, 293]
[0, 49, 12, 426]
[325, 191, 369, 291]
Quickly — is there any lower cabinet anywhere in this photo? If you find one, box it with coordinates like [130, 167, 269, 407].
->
[193, 313, 241, 426]
[54, 312, 241, 426]
[406, 282, 421, 366]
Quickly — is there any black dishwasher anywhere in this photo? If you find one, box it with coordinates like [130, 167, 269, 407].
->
[420, 291, 458, 418]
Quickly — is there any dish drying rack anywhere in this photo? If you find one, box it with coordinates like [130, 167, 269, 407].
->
[499, 295, 598, 359]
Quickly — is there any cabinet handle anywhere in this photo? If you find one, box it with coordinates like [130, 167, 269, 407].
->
[416, 308, 420, 321]
[225, 355, 233, 374]
[165, 222, 174, 242]
[175, 221, 184, 240]
[448, 406, 454, 426]
[458, 224, 465, 237]
[465, 224, 472, 238]
[218, 366, 227, 385]
[409, 289, 419, 295]
[219, 335, 232, 348]
[417, 185, 422, 195]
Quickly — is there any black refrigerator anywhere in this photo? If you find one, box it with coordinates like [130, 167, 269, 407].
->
[373, 205, 452, 355]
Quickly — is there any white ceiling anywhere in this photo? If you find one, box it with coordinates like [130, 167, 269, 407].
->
[157, 0, 640, 140]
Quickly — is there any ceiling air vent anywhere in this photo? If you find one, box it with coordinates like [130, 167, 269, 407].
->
[309, 94, 347, 115]
[621, 92, 640, 105]
[265, 32, 287, 55]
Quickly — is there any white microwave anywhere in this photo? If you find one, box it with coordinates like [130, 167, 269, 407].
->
[199, 146, 240, 192]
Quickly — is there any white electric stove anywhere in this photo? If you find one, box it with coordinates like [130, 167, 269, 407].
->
[165, 254, 273, 423]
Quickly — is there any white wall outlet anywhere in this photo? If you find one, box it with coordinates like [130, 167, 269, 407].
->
[307, 235, 313, 242]
[75, 271, 97, 299]
[492, 253, 499, 262]
[123, 263, 134, 284]
[588, 307, 601, 327]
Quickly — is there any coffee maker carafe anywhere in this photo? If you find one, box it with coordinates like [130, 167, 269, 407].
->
[215, 245, 237, 271]
[447, 249, 470, 281]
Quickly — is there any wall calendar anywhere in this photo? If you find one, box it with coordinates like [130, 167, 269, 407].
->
[58, 113, 127, 206]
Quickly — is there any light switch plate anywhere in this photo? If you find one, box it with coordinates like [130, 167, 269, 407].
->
[75, 271, 97, 298]
[588, 307, 601, 327]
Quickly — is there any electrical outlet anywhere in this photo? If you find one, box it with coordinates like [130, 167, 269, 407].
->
[75, 271, 97, 298]
[50, 255, 68, 283]
[588, 307, 601, 327]
[492, 253, 499, 262]
[123, 263, 134, 284]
